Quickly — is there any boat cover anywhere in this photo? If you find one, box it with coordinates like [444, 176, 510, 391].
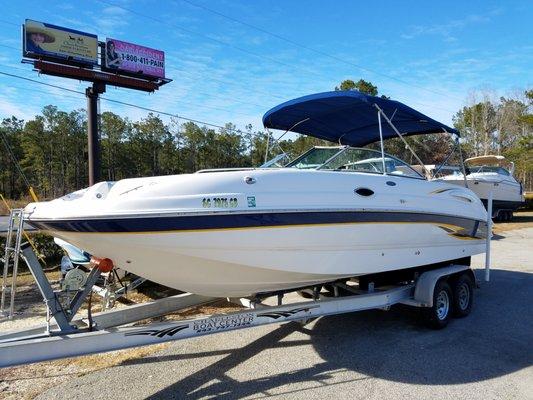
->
[465, 155, 509, 167]
[262, 91, 458, 147]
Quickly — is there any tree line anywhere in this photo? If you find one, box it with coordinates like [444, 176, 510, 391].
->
[0, 80, 531, 201]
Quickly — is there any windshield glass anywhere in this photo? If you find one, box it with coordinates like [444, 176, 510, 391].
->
[431, 166, 462, 178]
[285, 147, 342, 169]
[468, 166, 510, 176]
[318, 147, 423, 178]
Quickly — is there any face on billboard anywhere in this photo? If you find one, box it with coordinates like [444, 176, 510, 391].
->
[23, 19, 98, 65]
[104, 38, 165, 79]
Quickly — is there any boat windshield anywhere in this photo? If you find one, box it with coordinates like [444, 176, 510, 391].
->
[285, 147, 342, 169]
[468, 165, 510, 176]
[318, 147, 424, 178]
[281, 146, 423, 179]
[431, 166, 462, 178]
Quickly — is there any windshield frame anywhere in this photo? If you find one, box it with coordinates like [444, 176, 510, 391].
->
[278, 145, 426, 180]
[284, 146, 345, 169]
[317, 147, 425, 179]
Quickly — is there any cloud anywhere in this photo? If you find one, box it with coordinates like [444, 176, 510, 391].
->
[90, 6, 129, 36]
[401, 8, 502, 42]
[0, 95, 39, 121]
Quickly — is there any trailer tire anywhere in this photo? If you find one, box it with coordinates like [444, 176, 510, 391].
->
[423, 280, 452, 329]
[452, 273, 474, 318]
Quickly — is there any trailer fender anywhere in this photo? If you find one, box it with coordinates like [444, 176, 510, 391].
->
[414, 265, 473, 307]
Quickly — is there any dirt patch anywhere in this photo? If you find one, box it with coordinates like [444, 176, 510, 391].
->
[0, 273, 241, 399]
[0, 344, 170, 400]
[492, 210, 533, 233]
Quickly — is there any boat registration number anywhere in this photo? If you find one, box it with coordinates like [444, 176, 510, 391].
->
[202, 197, 238, 208]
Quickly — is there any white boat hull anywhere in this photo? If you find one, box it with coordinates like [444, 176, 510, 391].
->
[50, 221, 485, 296]
[440, 174, 524, 212]
[25, 168, 488, 297]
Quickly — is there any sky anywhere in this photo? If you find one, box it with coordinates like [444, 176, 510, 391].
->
[0, 0, 531, 134]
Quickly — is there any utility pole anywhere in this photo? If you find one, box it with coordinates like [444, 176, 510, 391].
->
[86, 82, 106, 186]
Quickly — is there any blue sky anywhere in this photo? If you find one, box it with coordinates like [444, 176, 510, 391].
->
[0, 0, 531, 132]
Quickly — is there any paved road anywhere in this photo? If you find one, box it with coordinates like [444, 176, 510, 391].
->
[38, 228, 532, 400]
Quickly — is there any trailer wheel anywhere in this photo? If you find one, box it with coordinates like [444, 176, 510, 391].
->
[423, 280, 452, 329]
[452, 273, 474, 318]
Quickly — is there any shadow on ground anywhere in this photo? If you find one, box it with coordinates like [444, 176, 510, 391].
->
[129, 269, 533, 399]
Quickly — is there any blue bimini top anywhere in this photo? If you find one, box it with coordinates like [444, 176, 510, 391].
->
[262, 91, 458, 147]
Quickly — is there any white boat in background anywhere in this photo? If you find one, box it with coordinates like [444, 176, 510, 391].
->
[438, 155, 525, 220]
[24, 91, 488, 297]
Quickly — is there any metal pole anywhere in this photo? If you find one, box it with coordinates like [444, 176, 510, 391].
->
[8, 212, 24, 319]
[377, 111, 386, 175]
[458, 138, 469, 188]
[264, 129, 271, 164]
[374, 104, 431, 178]
[0, 210, 16, 314]
[485, 191, 493, 282]
[86, 82, 106, 186]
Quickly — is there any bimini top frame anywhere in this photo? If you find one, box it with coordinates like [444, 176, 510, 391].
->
[262, 91, 458, 147]
[263, 91, 459, 178]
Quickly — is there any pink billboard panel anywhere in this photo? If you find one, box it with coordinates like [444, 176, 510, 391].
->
[105, 38, 165, 79]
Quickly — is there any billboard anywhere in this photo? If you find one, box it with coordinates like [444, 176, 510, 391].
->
[104, 38, 165, 79]
[23, 19, 98, 66]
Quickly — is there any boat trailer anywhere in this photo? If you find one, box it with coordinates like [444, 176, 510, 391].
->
[0, 210, 492, 368]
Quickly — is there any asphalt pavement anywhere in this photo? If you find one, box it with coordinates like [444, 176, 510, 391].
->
[36, 227, 533, 400]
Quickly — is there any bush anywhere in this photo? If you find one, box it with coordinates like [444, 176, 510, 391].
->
[0, 232, 63, 271]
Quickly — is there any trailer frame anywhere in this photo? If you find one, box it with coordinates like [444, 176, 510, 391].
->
[0, 258, 473, 368]
[0, 202, 492, 368]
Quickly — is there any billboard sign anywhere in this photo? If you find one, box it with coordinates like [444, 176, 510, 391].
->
[104, 38, 165, 79]
[23, 19, 98, 66]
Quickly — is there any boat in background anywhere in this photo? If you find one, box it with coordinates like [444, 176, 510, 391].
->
[24, 91, 488, 297]
[438, 155, 524, 220]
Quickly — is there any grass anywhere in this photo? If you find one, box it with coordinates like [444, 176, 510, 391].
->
[0, 198, 30, 216]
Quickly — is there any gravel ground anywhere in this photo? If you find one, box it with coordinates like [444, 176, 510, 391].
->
[31, 225, 533, 400]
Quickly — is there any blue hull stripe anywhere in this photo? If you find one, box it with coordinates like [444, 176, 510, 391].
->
[27, 211, 487, 239]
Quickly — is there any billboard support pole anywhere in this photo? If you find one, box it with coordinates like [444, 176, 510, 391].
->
[86, 82, 106, 186]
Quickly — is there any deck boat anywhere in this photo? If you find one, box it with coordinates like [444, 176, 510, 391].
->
[24, 91, 488, 297]
[437, 155, 524, 220]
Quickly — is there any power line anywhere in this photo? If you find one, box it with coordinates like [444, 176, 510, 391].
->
[177, 0, 464, 102]
[0, 25, 459, 114]
[0, 28, 289, 103]
[0, 43, 20, 51]
[99, 0, 461, 107]
[0, 60, 458, 116]
[0, 19, 18, 27]
[0, 69, 252, 135]
[96, 0, 321, 78]
[0, 70, 85, 95]
[0, 65, 258, 117]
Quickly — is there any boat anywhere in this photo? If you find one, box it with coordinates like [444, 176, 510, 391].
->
[23, 91, 488, 297]
[437, 155, 525, 220]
